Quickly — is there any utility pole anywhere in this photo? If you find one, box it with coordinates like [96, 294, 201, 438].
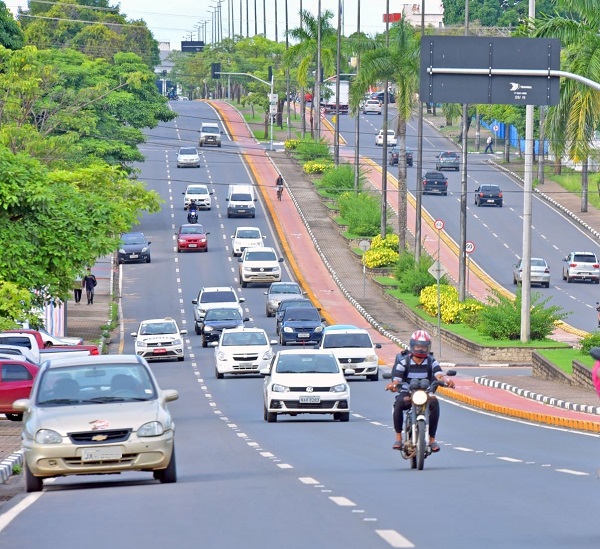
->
[415, 0, 425, 261]
[263, 0, 266, 36]
[333, 0, 342, 166]
[458, 0, 469, 301]
[380, 0, 390, 239]
[353, 0, 361, 192]
[285, 0, 291, 140]
[315, 0, 322, 139]
[275, 0, 279, 42]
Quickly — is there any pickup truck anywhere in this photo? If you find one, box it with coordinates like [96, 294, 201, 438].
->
[0, 332, 97, 364]
[5, 328, 83, 347]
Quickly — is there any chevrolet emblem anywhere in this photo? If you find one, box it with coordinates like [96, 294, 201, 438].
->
[91, 434, 108, 442]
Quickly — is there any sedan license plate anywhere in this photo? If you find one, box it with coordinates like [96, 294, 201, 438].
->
[130, 254, 139, 259]
[297, 332, 310, 339]
[299, 395, 320, 404]
[188, 243, 197, 248]
[81, 447, 122, 462]
[153, 348, 167, 354]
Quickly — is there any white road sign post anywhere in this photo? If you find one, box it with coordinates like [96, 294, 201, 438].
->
[465, 241, 475, 296]
[433, 219, 445, 357]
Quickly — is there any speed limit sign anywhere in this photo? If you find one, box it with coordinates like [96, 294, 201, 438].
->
[492, 124, 499, 132]
[434, 219, 444, 231]
[465, 241, 475, 254]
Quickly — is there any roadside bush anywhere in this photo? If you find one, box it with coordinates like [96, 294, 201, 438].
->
[315, 164, 364, 195]
[394, 251, 444, 296]
[457, 298, 485, 328]
[579, 332, 600, 355]
[303, 161, 333, 174]
[336, 191, 385, 236]
[370, 233, 399, 252]
[363, 247, 399, 268]
[294, 138, 331, 163]
[477, 288, 569, 340]
[285, 139, 300, 151]
[419, 284, 463, 324]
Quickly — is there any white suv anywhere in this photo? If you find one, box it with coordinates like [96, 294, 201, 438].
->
[316, 325, 381, 381]
[183, 184, 213, 210]
[238, 247, 283, 287]
[214, 327, 277, 378]
[131, 317, 187, 362]
[191, 287, 245, 332]
[562, 251, 600, 284]
[231, 226, 265, 257]
[363, 99, 382, 115]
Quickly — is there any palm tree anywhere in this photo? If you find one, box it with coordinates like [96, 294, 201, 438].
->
[349, 19, 419, 252]
[285, 9, 337, 137]
[530, 0, 600, 212]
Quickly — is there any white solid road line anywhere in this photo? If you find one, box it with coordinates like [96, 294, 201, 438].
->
[0, 493, 44, 533]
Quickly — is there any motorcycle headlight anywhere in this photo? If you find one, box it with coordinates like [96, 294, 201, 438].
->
[35, 429, 62, 444]
[330, 383, 349, 393]
[138, 421, 165, 437]
[271, 383, 289, 393]
[412, 390, 428, 406]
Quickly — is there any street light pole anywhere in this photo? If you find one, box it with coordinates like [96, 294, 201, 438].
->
[415, 0, 425, 262]
[333, 0, 342, 166]
[353, 0, 361, 192]
[380, 0, 390, 239]
[315, 0, 322, 139]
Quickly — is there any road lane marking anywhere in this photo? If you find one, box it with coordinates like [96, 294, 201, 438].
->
[330, 496, 356, 506]
[299, 477, 319, 484]
[498, 457, 522, 463]
[375, 529, 415, 548]
[556, 469, 589, 476]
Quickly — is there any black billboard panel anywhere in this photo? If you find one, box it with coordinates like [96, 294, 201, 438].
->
[181, 41, 205, 53]
[420, 36, 560, 106]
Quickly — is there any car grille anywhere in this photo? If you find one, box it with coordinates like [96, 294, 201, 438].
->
[68, 429, 132, 444]
[64, 454, 137, 466]
[280, 400, 344, 410]
[338, 357, 366, 364]
[249, 267, 277, 272]
[147, 340, 175, 347]
[232, 353, 260, 361]
[289, 386, 331, 392]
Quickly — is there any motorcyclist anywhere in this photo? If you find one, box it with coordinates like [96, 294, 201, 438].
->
[188, 200, 198, 223]
[385, 330, 455, 452]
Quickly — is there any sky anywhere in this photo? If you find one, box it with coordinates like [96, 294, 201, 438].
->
[7, 0, 407, 50]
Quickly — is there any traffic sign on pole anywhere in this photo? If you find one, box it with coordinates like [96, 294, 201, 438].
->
[434, 219, 444, 231]
[465, 241, 475, 254]
[492, 124, 499, 133]
[428, 261, 447, 281]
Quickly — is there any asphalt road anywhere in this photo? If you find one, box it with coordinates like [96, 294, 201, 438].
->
[1, 102, 599, 549]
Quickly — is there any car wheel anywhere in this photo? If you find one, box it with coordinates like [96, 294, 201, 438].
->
[544, 282, 551, 288]
[216, 367, 224, 379]
[443, 192, 448, 196]
[476, 199, 481, 207]
[562, 270, 567, 281]
[203, 247, 208, 253]
[266, 409, 278, 423]
[436, 165, 440, 171]
[567, 275, 572, 283]
[154, 446, 177, 484]
[194, 323, 201, 335]
[367, 372, 379, 382]
[513, 275, 518, 285]
[177, 355, 185, 362]
[199, 142, 203, 147]
[202, 336, 207, 348]
[279, 333, 286, 346]
[498, 201, 503, 207]
[338, 412, 350, 422]
[218, 143, 222, 148]
[25, 462, 43, 493]
[146, 256, 151, 264]
[455, 167, 459, 171]
[5, 413, 22, 421]
[378, 112, 381, 115]
[595, 279, 600, 285]
[241, 280, 247, 288]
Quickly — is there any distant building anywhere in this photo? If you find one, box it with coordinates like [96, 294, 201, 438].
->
[399, 1, 444, 28]
[155, 43, 175, 96]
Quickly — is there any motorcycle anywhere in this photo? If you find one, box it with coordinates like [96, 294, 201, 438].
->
[384, 369, 456, 470]
[187, 209, 198, 224]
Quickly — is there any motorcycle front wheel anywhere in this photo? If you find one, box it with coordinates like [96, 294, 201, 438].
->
[416, 419, 426, 470]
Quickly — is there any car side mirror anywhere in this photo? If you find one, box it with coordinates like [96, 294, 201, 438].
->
[238, 297, 245, 303]
[180, 329, 188, 335]
[192, 299, 198, 304]
[206, 232, 210, 235]
[130, 332, 137, 337]
[278, 258, 283, 263]
[375, 343, 382, 349]
[264, 291, 268, 295]
[243, 317, 250, 322]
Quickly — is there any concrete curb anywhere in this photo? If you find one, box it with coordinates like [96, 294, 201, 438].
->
[0, 450, 23, 483]
[474, 376, 600, 416]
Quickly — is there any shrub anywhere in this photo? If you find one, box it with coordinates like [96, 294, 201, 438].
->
[285, 139, 300, 151]
[394, 251, 444, 296]
[579, 332, 600, 356]
[370, 233, 399, 252]
[315, 164, 364, 195]
[294, 138, 331, 162]
[457, 298, 484, 328]
[363, 247, 399, 268]
[336, 191, 383, 236]
[477, 288, 569, 340]
[303, 161, 333, 174]
[419, 284, 464, 324]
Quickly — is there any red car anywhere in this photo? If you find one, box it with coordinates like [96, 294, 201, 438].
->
[177, 224, 210, 252]
[0, 359, 39, 421]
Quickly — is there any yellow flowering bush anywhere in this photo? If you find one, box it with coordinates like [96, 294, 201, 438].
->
[419, 284, 463, 324]
[370, 233, 399, 251]
[363, 247, 399, 268]
[285, 139, 300, 151]
[303, 161, 333, 174]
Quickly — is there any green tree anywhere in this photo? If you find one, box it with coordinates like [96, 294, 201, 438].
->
[0, 1, 24, 49]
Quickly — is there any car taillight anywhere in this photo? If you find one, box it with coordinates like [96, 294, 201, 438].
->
[594, 264, 600, 268]
[544, 268, 550, 273]
[498, 192, 503, 197]
[569, 263, 577, 267]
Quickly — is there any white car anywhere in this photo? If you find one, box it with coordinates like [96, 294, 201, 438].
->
[37, 327, 84, 346]
[316, 325, 381, 381]
[238, 246, 283, 287]
[131, 317, 187, 362]
[176, 147, 201, 168]
[231, 226, 265, 257]
[191, 286, 245, 330]
[183, 184, 213, 210]
[214, 327, 277, 378]
[261, 349, 352, 422]
[375, 129, 397, 147]
[363, 99, 382, 115]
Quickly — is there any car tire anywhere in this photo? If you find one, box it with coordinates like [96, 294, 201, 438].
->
[498, 201, 503, 207]
[194, 323, 201, 335]
[25, 462, 43, 493]
[567, 275, 573, 283]
[476, 199, 481, 207]
[154, 446, 177, 484]
[367, 371, 379, 382]
[146, 256, 151, 264]
[513, 276, 518, 285]
[203, 247, 208, 253]
[544, 282, 550, 288]
[218, 143, 222, 148]
[338, 412, 350, 422]
[199, 142, 203, 147]
[279, 333, 286, 346]
[595, 279, 600, 285]
[436, 165, 440, 171]
[216, 367, 224, 379]
[443, 192, 448, 196]
[241, 280, 248, 288]
[266, 409, 278, 423]
[455, 167, 459, 171]
[201, 336, 207, 348]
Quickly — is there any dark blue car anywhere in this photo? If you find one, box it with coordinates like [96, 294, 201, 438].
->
[199, 307, 248, 347]
[118, 232, 151, 264]
[279, 306, 325, 346]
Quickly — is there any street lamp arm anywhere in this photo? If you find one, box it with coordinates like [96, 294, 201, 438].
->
[217, 71, 271, 87]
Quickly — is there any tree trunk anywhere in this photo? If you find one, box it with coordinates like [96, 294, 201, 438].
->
[396, 118, 408, 253]
[581, 158, 589, 213]
[264, 111, 269, 139]
[554, 156, 562, 175]
[504, 137, 510, 163]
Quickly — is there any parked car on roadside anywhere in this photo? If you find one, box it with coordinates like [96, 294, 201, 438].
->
[0, 359, 38, 421]
[512, 257, 551, 288]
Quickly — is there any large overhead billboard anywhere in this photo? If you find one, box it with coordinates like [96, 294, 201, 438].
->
[420, 36, 560, 106]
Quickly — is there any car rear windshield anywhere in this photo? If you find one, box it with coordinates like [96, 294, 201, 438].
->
[222, 332, 267, 346]
[530, 259, 547, 267]
[284, 308, 320, 321]
[236, 229, 261, 238]
[481, 186, 500, 192]
[180, 148, 198, 155]
[322, 333, 373, 348]
[425, 172, 445, 180]
[573, 254, 597, 263]
[201, 291, 236, 303]
[441, 153, 458, 159]
[246, 251, 277, 261]
[231, 193, 252, 201]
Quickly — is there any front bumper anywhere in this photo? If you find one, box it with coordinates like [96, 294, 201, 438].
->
[136, 346, 184, 361]
[266, 394, 350, 415]
[118, 251, 150, 263]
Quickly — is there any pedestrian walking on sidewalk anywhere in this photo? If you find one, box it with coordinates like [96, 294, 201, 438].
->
[73, 273, 83, 304]
[83, 268, 97, 305]
[484, 135, 493, 154]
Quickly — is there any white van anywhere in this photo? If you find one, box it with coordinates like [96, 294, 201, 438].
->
[226, 184, 257, 218]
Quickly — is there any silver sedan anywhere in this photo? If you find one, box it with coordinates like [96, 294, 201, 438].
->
[512, 257, 551, 288]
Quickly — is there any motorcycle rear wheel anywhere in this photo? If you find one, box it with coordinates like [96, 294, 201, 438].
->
[416, 419, 426, 470]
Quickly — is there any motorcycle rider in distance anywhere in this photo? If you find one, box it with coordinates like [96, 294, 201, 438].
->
[275, 174, 284, 201]
[188, 199, 198, 223]
[386, 330, 455, 452]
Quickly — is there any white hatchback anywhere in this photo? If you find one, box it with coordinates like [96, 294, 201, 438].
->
[176, 147, 201, 168]
[214, 327, 277, 378]
[375, 129, 397, 146]
[131, 317, 187, 362]
[261, 350, 352, 423]
[363, 99, 382, 115]
[231, 226, 265, 257]
[183, 184, 213, 210]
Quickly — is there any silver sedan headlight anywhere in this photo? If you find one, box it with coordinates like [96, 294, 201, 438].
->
[35, 429, 62, 444]
[137, 421, 165, 437]
[330, 383, 349, 393]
